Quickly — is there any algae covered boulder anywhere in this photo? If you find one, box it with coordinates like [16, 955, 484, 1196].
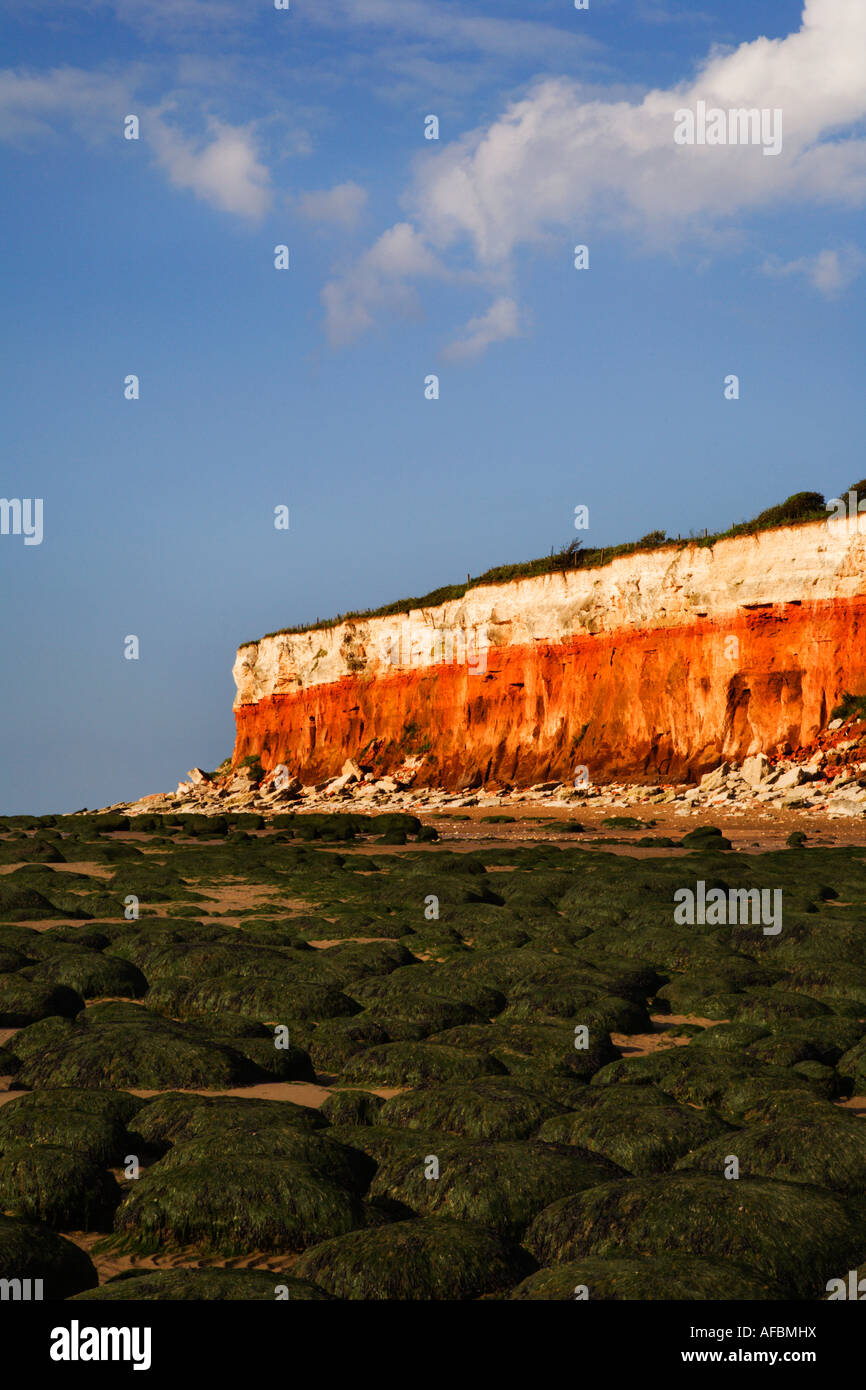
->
[132, 1092, 327, 1148]
[0, 1214, 97, 1300]
[320, 1090, 386, 1127]
[675, 1111, 866, 1194]
[29, 949, 147, 1000]
[11, 1004, 267, 1090]
[536, 1084, 730, 1175]
[341, 1042, 506, 1087]
[294, 1217, 534, 1300]
[356, 1127, 624, 1238]
[510, 1253, 782, 1300]
[156, 1128, 375, 1195]
[435, 1021, 619, 1080]
[307, 1016, 391, 1072]
[112, 1155, 365, 1256]
[378, 1077, 566, 1141]
[525, 1173, 864, 1298]
[0, 976, 84, 1027]
[70, 1268, 335, 1301]
[0, 1089, 140, 1165]
[0, 1145, 120, 1230]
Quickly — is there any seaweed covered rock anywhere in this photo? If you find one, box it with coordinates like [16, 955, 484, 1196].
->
[111, 1155, 365, 1255]
[720, 991, 831, 1025]
[362, 996, 483, 1035]
[28, 949, 147, 1000]
[307, 1017, 392, 1072]
[3, 1016, 73, 1065]
[146, 975, 360, 1023]
[676, 1111, 866, 1193]
[510, 1253, 782, 1300]
[0, 1145, 120, 1229]
[654, 959, 776, 1014]
[536, 1084, 730, 1175]
[746, 1017, 864, 1068]
[0, 1214, 97, 1299]
[70, 1269, 335, 1300]
[294, 1217, 534, 1300]
[11, 1003, 274, 1090]
[350, 1127, 624, 1238]
[836, 1037, 866, 1093]
[350, 965, 505, 1020]
[431, 1022, 620, 1080]
[0, 883, 59, 921]
[500, 991, 651, 1034]
[525, 1173, 865, 1298]
[156, 1128, 375, 1194]
[341, 1042, 506, 1087]
[688, 1022, 771, 1054]
[314, 941, 419, 988]
[0, 976, 84, 1027]
[320, 1090, 386, 1127]
[591, 1047, 783, 1110]
[0, 1088, 142, 1165]
[378, 1077, 567, 1141]
[131, 1093, 327, 1148]
[202, 1032, 317, 1083]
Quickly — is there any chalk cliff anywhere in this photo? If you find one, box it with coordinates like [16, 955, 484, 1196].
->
[232, 519, 866, 787]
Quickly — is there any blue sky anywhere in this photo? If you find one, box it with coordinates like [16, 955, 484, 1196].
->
[1, 0, 864, 813]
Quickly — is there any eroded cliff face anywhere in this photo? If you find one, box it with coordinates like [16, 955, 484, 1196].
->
[232, 520, 866, 787]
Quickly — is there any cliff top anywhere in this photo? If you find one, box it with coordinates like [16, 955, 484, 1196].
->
[239, 487, 852, 649]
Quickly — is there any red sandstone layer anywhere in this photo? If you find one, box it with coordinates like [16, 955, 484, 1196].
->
[232, 598, 866, 788]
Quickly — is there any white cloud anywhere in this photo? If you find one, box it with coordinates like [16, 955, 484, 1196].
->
[12, 0, 243, 37]
[13, 0, 600, 61]
[322, 0, 866, 349]
[0, 65, 274, 220]
[409, 0, 866, 267]
[442, 296, 520, 362]
[311, 0, 599, 63]
[149, 116, 271, 219]
[762, 245, 865, 295]
[322, 221, 445, 347]
[298, 181, 368, 228]
[0, 65, 133, 142]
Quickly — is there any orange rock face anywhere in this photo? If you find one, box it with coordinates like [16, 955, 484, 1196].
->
[232, 597, 866, 788]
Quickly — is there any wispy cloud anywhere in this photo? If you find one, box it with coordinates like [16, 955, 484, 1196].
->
[410, 0, 866, 267]
[0, 65, 134, 142]
[323, 0, 866, 351]
[149, 115, 272, 219]
[308, 0, 601, 63]
[762, 244, 865, 296]
[0, 63, 275, 220]
[442, 296, 520, 362]
[322, 221, 446, 347]
[11, 0, 245, 38]
[297, 181, 368, 228]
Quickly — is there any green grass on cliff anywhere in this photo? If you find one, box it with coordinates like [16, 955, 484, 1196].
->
[243, 488, 832, 644]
